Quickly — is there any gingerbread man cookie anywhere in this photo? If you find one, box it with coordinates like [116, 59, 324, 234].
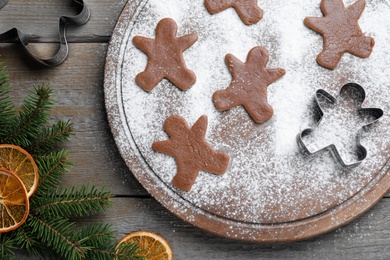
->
[212, 46, 286, 123]
[133, 18, 198, 91]
[304, 0, 375, 70]
[152, 115, 230, 191]
[204, 0, 263, 25]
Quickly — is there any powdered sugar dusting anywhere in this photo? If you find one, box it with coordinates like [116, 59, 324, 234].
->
[112, 0, 389, 224]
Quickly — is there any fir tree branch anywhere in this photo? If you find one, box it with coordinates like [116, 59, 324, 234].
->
[2, 84, 52, 146]
[114, 243, 146, 260]
[13, 226, 46, 257]
[73, 223, 119, 260]
[74, 223, 114, 247]
[28, 215, 87, 260]
[0, 62, 17, 139]
[0, 61, 7, 86]
[0, 233, 17, 260]
[91, 244, 145, 260]
[72, 224, 145, 260]
[14, 227, 37, 251]
[32, 185, 112, 218]
[27, 120, 73, 155]
[33, 149, 71, 194]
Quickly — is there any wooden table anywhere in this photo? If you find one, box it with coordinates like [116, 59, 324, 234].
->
[1, 1, 389, 258]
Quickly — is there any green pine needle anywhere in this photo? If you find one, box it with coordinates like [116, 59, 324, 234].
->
[74, 223, 115, 248]
[0, 61, 144, 259]
[13, 225, 45, 257]
[0, 84, 53, 146]
[32, 185, 112, 218]
[0, 62, 16, 138]
[114, 243, 146, 260]
[0, 234, 17, 260]
[28, 216, 88, 260]
[34, 149, 71, 194]
[27, 120, 73, 155]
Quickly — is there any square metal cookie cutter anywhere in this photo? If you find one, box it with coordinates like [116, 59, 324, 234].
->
[297, 83, 384, 169]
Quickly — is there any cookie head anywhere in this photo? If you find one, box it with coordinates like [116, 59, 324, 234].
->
[321, 0, 346, 15]
[156, 18, 178, 38]
[164, 114, 189, 137]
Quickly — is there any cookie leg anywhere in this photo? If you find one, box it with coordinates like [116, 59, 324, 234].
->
[244, 99, 274, 123]
[212, 89, 242, 111]
[202, 151, 230, 175]
[316, 47, 343, 70]
[348, 36, 375, 58]
[168, 68, 196, 91]
[136, 69, 164, 91]
[172, 167, 198, 191]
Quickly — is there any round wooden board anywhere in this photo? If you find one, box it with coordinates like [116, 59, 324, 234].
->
[104, 0, 390, 242]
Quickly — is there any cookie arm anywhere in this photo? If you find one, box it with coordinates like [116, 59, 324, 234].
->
[225, 53, 244, 75]
[152, 140, 177, 155]
[132, 36, 154, 54]
[304, 17, 328, 34]
[265, 68, 286, 85]
[177, 33, 198, 51]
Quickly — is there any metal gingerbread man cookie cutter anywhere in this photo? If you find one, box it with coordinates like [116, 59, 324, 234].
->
[297, 83, 383, 169]
[0, 0, 90, 66]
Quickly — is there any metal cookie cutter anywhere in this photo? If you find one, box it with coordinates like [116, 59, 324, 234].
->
[0, 0, 90, 66]
[297, 83, 383, 169]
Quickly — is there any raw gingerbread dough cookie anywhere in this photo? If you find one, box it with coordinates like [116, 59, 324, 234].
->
[152, 115, 230, 191]
[304, 0, 375, 70]
[204, 0, 263, 25]
[132, 18, 198, 91]
[212, 46, 286, 123]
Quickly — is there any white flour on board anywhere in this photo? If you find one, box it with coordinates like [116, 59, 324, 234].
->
[115, 0, 390, 223]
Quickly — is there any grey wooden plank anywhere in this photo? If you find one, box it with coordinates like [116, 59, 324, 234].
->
[0, 0, 130, 42]
[0, 42, 148, 196]
[84, 197, 390, 259]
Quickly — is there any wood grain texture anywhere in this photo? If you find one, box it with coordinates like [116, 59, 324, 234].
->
[1, 0, 389, 257]
[90, 197, 390, 259]
[0, 0, 128, 42]
[0, 43, 147, 196]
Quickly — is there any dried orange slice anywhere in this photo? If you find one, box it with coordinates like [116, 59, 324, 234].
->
[0, 144, 38, 198]
[116, 231, 173, 260]
[0, 169, 29, 233]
